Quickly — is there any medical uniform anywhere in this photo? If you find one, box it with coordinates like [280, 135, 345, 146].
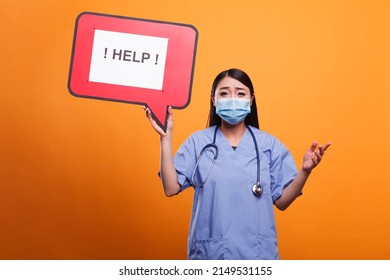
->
[173, 125, 297, 260]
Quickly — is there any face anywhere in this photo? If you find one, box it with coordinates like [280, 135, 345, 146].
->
[211, 76, 253, 106]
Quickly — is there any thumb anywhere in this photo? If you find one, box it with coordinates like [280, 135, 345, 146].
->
[167, 106, 173, 120]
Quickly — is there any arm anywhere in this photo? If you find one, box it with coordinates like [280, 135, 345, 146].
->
[144, 106, 181, 197]
[274, 141, 331, 211]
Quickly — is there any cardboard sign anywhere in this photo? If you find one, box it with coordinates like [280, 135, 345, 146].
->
[68, 12, 198, 131]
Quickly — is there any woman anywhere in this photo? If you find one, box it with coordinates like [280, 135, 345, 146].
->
[145, 68, 331, 259]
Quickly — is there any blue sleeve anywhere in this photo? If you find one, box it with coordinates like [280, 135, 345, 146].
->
[269, 139, 298, 202]
[173, 136, 197, 192]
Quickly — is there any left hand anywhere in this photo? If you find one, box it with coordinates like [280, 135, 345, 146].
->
[302, 141, 332, 173]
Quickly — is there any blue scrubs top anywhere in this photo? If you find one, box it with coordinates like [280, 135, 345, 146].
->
[173, 125, 297, 260]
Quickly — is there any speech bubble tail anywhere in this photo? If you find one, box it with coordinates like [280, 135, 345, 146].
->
[147, 103, 169, 133]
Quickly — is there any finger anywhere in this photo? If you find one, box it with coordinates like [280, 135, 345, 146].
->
[314, 150, 322, 161]
[319, 145, 325, 156]
[144, 107, 158, 126]
[143, 106, 150, 117]
[312, 152, 322, 164]
[322, 142, 332, 151]
[167, 106, 173, 120]
[308, 141, 318, 153]
[142, 107, 168, 136]
[145, 108, 154, 122]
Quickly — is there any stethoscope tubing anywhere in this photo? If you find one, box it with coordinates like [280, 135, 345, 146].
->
[191, 125, 262, 197]
[191, 128, 219, 188]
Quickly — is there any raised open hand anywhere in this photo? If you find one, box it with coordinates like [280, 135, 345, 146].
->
[302, 141, 332, 172]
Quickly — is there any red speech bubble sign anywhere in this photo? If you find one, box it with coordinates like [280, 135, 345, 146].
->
[68, 12, 198, 131]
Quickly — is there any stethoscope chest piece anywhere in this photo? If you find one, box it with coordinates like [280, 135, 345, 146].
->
[252, 183, 263, 197]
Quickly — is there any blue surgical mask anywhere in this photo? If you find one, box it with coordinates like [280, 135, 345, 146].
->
[215, 98, 251, 125]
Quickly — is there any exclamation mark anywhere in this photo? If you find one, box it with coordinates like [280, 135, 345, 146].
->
[155, 54, 159, 65]
[104, 48, 108, 59]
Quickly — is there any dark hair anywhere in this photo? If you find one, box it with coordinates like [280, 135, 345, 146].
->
[207, 68, 259, 128]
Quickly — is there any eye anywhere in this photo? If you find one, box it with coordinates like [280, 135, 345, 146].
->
[237, 92, 247, 97]
[219, 91, 229, 97]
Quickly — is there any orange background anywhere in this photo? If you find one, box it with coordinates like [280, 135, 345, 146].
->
[1, 0, 389, 259]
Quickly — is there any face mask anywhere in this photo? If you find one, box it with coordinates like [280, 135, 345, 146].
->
[215, 98, 251, 125]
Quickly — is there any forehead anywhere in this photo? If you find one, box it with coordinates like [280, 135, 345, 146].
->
[216, 76, 249, 91]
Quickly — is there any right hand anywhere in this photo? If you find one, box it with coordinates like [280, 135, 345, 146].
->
[143, 106, 173, 138]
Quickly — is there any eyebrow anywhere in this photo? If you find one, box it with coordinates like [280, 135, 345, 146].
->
[218, 86, 248, 91]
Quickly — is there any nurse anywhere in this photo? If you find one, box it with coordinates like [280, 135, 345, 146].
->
[144, 68, 331, 259]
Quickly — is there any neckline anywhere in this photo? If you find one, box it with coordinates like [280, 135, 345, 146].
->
[216, 127, 250, 153]
[218, 124, 247, 147]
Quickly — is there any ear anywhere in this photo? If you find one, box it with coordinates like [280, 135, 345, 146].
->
[250, 95, 255, 106]
[211, 95, 216, 107]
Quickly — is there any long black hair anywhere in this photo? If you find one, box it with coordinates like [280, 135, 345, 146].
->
[207, 68, 259, 128]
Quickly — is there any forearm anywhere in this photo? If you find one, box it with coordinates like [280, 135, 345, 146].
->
[274, 169, 311, 210]
[159, 136, 181, 196]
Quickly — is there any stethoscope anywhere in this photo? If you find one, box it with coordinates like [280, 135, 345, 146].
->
[191, 125, 263, 197]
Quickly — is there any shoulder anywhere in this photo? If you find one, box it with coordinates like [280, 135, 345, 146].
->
[248, 126, 279, 144]
[248, 126, 290, 153]
[186, 126, 216, 141]
[180, 126, 216, 148]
